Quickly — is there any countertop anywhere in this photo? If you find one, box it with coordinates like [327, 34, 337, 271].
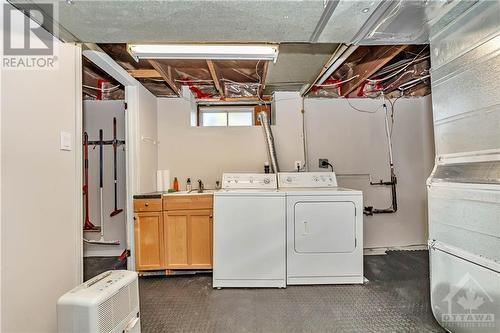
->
[133, 190, 215, 199]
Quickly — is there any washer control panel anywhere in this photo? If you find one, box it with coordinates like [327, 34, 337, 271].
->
[222, 173, 278, 189]
[278, 172, 338, 188]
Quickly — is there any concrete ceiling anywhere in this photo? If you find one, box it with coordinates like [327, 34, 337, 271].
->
[10, 0, 475, 45]
[44, 0, 328, 43]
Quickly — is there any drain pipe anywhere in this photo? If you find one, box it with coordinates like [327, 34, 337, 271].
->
[364, 100, 398, 215]
[258, 111, 279, 173]
[301, 97, 309, 171]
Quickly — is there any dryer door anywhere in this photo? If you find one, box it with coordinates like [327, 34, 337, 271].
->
[294, 201, 356, 253]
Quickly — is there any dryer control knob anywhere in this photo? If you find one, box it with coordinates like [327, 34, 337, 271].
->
[264, 178, 271, 184]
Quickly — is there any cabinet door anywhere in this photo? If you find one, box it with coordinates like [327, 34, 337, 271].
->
[164, 210, 213, 269]
[164, 211, 189, 268]
[134, 212, 165, 271]
[189, 209, 213, 268]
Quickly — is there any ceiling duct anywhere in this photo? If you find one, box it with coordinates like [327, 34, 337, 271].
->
[302, 44, 358, 96]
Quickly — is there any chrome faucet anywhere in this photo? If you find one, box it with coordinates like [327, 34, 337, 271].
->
[197, 179, 204, 193]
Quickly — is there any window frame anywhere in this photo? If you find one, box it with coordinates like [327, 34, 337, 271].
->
[197, 104, 270, 127]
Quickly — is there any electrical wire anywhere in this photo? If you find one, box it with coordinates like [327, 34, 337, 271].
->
[374, 55, 429, 77]
[387, 96, 399, 136]
[301, 97, 308, 171]
[367, 45, 428, 84]
[220, 78, 261, 86]
[175, 79, 214, 83]
[314, 75, 360, 87]
[398, 74, 431, 90]
[344, 96, 385, 114]
[382, 70, 415, 92]
[82, 84, 122, 92]
[143, 77, 168, 83]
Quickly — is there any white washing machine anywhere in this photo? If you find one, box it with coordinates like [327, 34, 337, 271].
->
[213, 173, 286, 288]
[279, 172, 364, 285]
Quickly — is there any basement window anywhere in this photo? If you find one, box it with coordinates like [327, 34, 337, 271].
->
[197, 105, 271, 127]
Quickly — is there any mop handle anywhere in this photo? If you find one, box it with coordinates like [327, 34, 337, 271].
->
[99, 129, 104, 237]
[99, 129, 103, 188]
[113, 118, 118, 208]
[83, 132, 89, 220]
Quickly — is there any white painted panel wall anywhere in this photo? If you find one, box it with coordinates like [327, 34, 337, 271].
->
[1, 19, 81, 333]
[157, 98, 269, 190]
[83, 100, 127, 257]
[157, 93, 435, 248]
[305, 97, 435, 249]
[137, 86, 158, 193]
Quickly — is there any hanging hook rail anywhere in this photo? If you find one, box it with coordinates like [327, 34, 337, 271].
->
[87, 139, 125, 146]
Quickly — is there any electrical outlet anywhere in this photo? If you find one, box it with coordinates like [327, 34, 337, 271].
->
[319, 158, 329, 168]
[294, 160, 302, 170]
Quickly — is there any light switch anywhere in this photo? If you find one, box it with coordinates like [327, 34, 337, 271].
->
[60, 131, 72, 151]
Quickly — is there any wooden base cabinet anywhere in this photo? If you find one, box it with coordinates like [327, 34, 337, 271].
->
[164, 209, 213, 269]
[134, 211, 165, 271]
[134, 195, 213, 273]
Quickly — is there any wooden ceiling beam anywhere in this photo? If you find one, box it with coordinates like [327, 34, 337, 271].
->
[148, 60, 180, 95]
[206, 60, 225, 98]
[197, 96, 272, 103]
[127, 69, 162, 78]
[341, 45, 408, 97]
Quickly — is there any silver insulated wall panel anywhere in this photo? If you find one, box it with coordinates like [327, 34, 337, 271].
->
[427, 1, 500, 332]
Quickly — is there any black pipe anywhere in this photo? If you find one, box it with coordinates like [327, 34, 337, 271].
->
[364, 165, 398, 216]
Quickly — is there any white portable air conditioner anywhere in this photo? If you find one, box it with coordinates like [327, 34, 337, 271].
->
[57, 270, 141, 333]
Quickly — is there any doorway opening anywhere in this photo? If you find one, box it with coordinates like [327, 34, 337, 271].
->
[82, 57, 128, 281]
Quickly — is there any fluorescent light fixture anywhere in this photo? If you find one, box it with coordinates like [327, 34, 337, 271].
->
[127, 44, 279, 62]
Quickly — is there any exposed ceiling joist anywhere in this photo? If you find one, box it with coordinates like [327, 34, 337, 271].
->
[206, 60, 224, 98]
[198, 96, 272, 103]
[148, 60, 180, 95]
[341, 45, 407, 96]
[127, 69, 162, 78]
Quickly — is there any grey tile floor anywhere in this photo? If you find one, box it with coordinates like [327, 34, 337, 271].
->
[136, 251, 445, 333]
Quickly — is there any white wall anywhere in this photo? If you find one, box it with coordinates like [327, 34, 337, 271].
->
[157, 92, 435, 248]
[157, 98, 269, 190]
[305, 97, 435, 248]
[1, 21, 81, 333]
[83, 100, 127, 257]
[137, 86, 158, 193]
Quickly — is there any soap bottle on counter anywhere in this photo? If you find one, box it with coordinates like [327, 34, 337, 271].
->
[173, 177, 180, 192]
[186, 178, 192, 192]
[264, 161, 270, 174]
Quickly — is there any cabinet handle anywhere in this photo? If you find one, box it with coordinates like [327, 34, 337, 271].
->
[145, 202, 149, 207]
[209, 215, 213, 218]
